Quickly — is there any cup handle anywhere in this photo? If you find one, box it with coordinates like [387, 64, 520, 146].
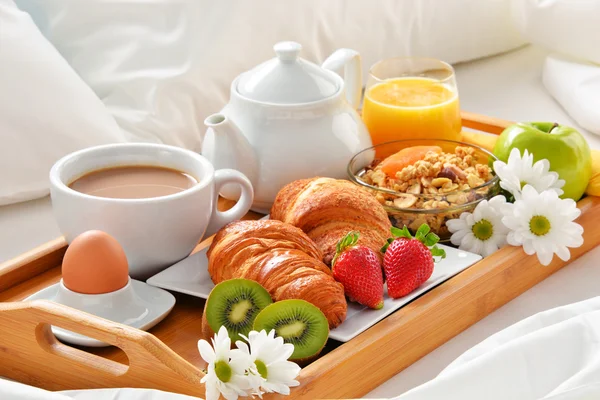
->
[322, 48, 363, 110]
[205, 169, 254, 238]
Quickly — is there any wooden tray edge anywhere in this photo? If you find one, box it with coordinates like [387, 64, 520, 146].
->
[0, 237, 67, 292]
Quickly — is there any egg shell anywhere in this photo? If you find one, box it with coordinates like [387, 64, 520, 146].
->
[62, 230, 129, 294]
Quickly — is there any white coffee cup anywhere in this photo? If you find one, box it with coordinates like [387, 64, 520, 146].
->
[50, 143, 253, 279]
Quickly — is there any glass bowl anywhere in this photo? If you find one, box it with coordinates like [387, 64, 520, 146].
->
[347, 139, 500, 241]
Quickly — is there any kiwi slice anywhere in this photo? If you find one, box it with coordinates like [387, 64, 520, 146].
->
[205, 278, 272, 341]
[253, 299, 329, 360]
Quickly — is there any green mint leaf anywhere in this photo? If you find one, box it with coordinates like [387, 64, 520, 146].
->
[390, 226, 412, 239]
[390, 226, 404, 237]
[424, 232, 440, 247]
[395, 226, 412, 240]
[430, 245, 446, 260]
[344, 234, 351, 248]
[335, 231, 360, 261]
[347, 231, 359, 247]
[416, 223, 430, 238]
[381, 243, 389, 253]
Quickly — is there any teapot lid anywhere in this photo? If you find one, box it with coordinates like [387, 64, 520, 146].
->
[236, 42, 339, 104]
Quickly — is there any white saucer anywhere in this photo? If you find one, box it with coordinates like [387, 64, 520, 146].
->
[25, 278, 176, 347]
[147, 243, 481, 342]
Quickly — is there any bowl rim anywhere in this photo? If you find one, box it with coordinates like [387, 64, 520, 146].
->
[347, 138, 500, 213]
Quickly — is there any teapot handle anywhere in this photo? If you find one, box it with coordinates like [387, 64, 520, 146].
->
[322, 49, 362, 110]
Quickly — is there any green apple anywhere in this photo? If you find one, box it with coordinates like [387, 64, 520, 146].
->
[493, 122, 591, 201]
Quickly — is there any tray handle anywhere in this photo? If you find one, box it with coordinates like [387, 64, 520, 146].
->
[0, 300, 205, 396]
[461, 110, 513, 134]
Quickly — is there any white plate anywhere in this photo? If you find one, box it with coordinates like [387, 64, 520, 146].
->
[147, 243, 481, 342]
[24, 279, 175, 347]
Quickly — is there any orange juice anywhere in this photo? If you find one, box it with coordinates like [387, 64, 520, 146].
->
[362, 77, 461, 147]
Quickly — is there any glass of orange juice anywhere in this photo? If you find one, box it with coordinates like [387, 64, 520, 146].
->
[362, 57, 461, 149]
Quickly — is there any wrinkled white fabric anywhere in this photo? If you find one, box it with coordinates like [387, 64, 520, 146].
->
[0, 0, 124, 206]
[0, 379, 67, 400]
[395, 296, 600, 399]
[0, 380, 201, 400]
[15, 0, 525, 153]
[542, 54, 600, 135]
[511, 0, 600, 65]
[61, 388, 200, 400]
[511, 0, 600, 136]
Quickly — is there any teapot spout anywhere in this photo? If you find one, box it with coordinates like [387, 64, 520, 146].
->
[202, 113, 259, 199]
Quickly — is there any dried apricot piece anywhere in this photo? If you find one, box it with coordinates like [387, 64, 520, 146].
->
[379, 146, 442, 177]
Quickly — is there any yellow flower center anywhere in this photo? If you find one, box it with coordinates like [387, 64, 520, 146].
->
[255, 359, 268, 379]
[472, 219, 493, 241]
[529, 215, 551, 236]
[215, 360, 232, 382]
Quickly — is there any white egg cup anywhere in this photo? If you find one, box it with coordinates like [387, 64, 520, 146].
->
[25, 277, 175, 347]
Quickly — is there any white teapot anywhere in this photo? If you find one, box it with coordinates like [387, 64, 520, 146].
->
[201, 41, 372, 213]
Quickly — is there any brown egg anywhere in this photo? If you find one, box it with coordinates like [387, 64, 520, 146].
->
[62, 230, 129, 294]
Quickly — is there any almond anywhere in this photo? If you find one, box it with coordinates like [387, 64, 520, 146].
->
[393, 194, 417, 208]
[432, 177, 452, 187]
[407, 182, 422, 194]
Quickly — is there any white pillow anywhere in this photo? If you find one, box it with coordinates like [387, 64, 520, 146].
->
[542, 54, 600, 136]
[16, 0, 525, 153]
[511, 0, 600, 136]
[511, 0, 600, 64]
[0, 0, 124, 206]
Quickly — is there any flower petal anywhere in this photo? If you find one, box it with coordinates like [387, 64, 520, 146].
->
[214, 326, 232, 360]
[207, 383, 221, 400]
[262, 382, 291, 395]
[447, 218, 468, 233]
[555, 245, 571, 262]
[482, 240, 499, 257]
[466, 238, 483, 255]
[198, 339, 216, 364]
[229, 356, 253, 375]
[234, 340, 250, 356]
[230, 374, 253, 392]
[473, 203, 484, 221]
[450, 229, 469, 246]
[506, 232, 521, 247]
[265, 360, 301, 384]
[522, 239, 536, 255]
[536, 247, 554, 266]
[278, 343, 295, 361]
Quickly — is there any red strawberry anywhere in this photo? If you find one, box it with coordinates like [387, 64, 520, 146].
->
[382, 224, 446, 299]
[332, 232, 384, 310]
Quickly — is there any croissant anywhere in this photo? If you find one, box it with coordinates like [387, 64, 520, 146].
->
[207, 219, 347, 328]
[271, 177, 392, 265]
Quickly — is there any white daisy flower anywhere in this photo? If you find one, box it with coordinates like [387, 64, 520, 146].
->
[446, 195, 510, 257]
[502, 184, 583, 266]
[493, 148, 565, 199]
[198, 326, 255, 400]
[236, 330, 301, 396]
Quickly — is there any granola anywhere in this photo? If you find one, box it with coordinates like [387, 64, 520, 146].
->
[361, 146, 497, 239]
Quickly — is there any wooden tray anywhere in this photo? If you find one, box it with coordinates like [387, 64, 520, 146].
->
[1, 112, 599, 399]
